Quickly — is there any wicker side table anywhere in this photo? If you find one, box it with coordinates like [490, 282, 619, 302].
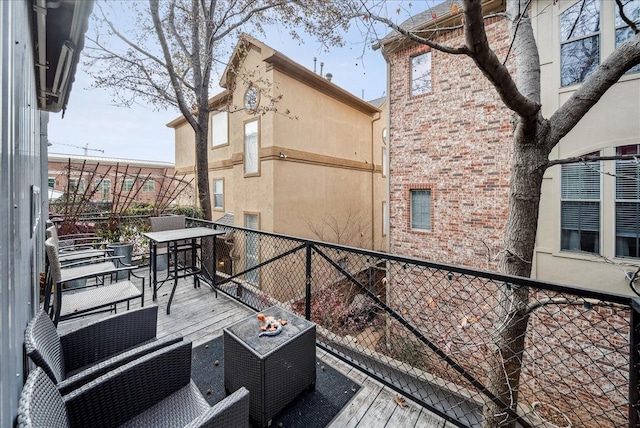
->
[223, 306, 316, 427]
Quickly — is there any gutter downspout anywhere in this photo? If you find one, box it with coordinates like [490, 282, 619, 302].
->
[371, 111, 381, 251]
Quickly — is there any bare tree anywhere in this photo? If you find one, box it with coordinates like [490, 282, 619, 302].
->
[357, 0, 640, 426]
[84, 0, 350, 220]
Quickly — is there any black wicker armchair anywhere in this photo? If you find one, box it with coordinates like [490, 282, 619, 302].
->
[17, 342, 250, 428]
[25, 306, 182, 395]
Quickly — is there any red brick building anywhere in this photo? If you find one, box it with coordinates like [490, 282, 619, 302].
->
[377, 1, 512, 272]
[47, 153, 179, 204]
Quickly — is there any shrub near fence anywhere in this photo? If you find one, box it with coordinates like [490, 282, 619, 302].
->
[191, 218, 636, 428]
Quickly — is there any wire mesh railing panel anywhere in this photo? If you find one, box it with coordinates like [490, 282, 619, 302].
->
[189, 219, 635, 428]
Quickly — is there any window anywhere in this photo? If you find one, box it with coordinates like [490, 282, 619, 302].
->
[410, 189, 431, 230]
[244, 120, 259, 175]
[382, 201, 388, 236]
[560, 158, 601, 254]
[213, 179, 224, 210]
[142, 179, 155, 193]
[411, 52, 431, 95]
[95, 178, 111, 201]
[123, 179, 134, 192]
[48, 178, 55, 189]
[560, 0, 600, 87]
[68, 178, 84, 193]
[245, 213, 259, 284]
[244, 86, 259, 110]
[382, 147, 388, 177]
[210, 111, 228, 147]
[616, 145, 640, 257]
[615, 0, 640, 74]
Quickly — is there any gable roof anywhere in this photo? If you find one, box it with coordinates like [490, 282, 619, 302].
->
[222, 33, 381, 115]
[167, 34, 381, 127]
[374, 0, 504, 54]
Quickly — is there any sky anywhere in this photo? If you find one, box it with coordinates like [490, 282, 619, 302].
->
[48, 1, 434, 163]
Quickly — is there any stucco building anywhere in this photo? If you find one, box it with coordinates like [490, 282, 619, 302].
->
[169, 35, 388, 252]
[532, 0, 640, 295]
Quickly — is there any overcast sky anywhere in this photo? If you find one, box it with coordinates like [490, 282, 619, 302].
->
[48, 1, 433, 163]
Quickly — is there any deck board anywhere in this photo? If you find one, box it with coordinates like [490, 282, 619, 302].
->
[56, 268, 446, 427]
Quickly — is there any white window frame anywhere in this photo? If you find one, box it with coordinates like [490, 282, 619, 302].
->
[244, 119, 259, 175]
[382, 201, 388, 236]
[210, 111, 228, 147]
[213, 179, 224, 210]
[244, 213, 260, 284]
[95, 178, 111, 201]
[68, 178, 85, 193]
[615, 0, 640, 74]
[410, 189, 431, 231]
[560, 158, 601, 254]
[382, 146, 388, 178]
[410, 52, 431, 96]
[615, 144, 640, 258]
[142, 179, 155, 193]
[122, 179, 135, 193]
[560, 0, 600, 87]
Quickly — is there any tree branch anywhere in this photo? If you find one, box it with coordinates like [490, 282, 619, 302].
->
[463, 0, 540, 119]
[546, 154, 640, 167]
[149, 0, 198, 130]
[616, 0, 639, 35]
[364, 12, 467, 55]
[546, 34, 640, 151]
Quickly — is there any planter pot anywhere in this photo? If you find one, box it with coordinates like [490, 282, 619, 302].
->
[531, 402, 572, 428]
[155, 253, 168, 271]
[107, 242, 133, 281]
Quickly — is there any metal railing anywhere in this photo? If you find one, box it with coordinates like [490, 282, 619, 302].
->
[185, 217, 638, 428]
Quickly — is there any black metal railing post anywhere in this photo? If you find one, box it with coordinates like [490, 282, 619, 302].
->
[305, 242, 312, 320]
[630, 298, 640, 427]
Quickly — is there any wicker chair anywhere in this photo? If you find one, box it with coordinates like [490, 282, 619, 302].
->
[46, 226, 109, 265]
[44, 237, 144, 325]
[17, 342, 250, 428]
[24, 306, 182, 396]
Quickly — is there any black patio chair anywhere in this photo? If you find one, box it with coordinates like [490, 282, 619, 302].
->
[17, 342, 250, 428]
[43, 237, 144, 325]
[24, 306, 182, 395]
[46, 225, 109, 265]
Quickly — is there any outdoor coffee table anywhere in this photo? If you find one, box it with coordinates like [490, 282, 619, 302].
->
[223, 306, 316, 427]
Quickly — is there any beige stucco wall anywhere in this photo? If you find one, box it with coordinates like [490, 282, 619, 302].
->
[171, 37, 387, 253]
[532, 0, 640, 295]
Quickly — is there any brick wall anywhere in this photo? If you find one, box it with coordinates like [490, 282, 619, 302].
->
[388, 17, 514, 272]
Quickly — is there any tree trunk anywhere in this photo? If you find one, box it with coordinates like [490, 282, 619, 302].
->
[195, 113, 212, 221]
[482, 123, 549, 427]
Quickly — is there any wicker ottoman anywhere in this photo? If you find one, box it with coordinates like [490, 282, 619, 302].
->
[223, 306, 316, 427]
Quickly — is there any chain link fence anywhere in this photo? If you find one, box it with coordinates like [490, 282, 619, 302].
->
[190, 218, 635, 428]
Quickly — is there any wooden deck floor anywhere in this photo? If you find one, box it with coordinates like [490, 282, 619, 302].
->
[58, 269, 452, 428]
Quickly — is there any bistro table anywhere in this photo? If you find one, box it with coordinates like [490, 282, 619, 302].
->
[143, 227, 225, 314]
